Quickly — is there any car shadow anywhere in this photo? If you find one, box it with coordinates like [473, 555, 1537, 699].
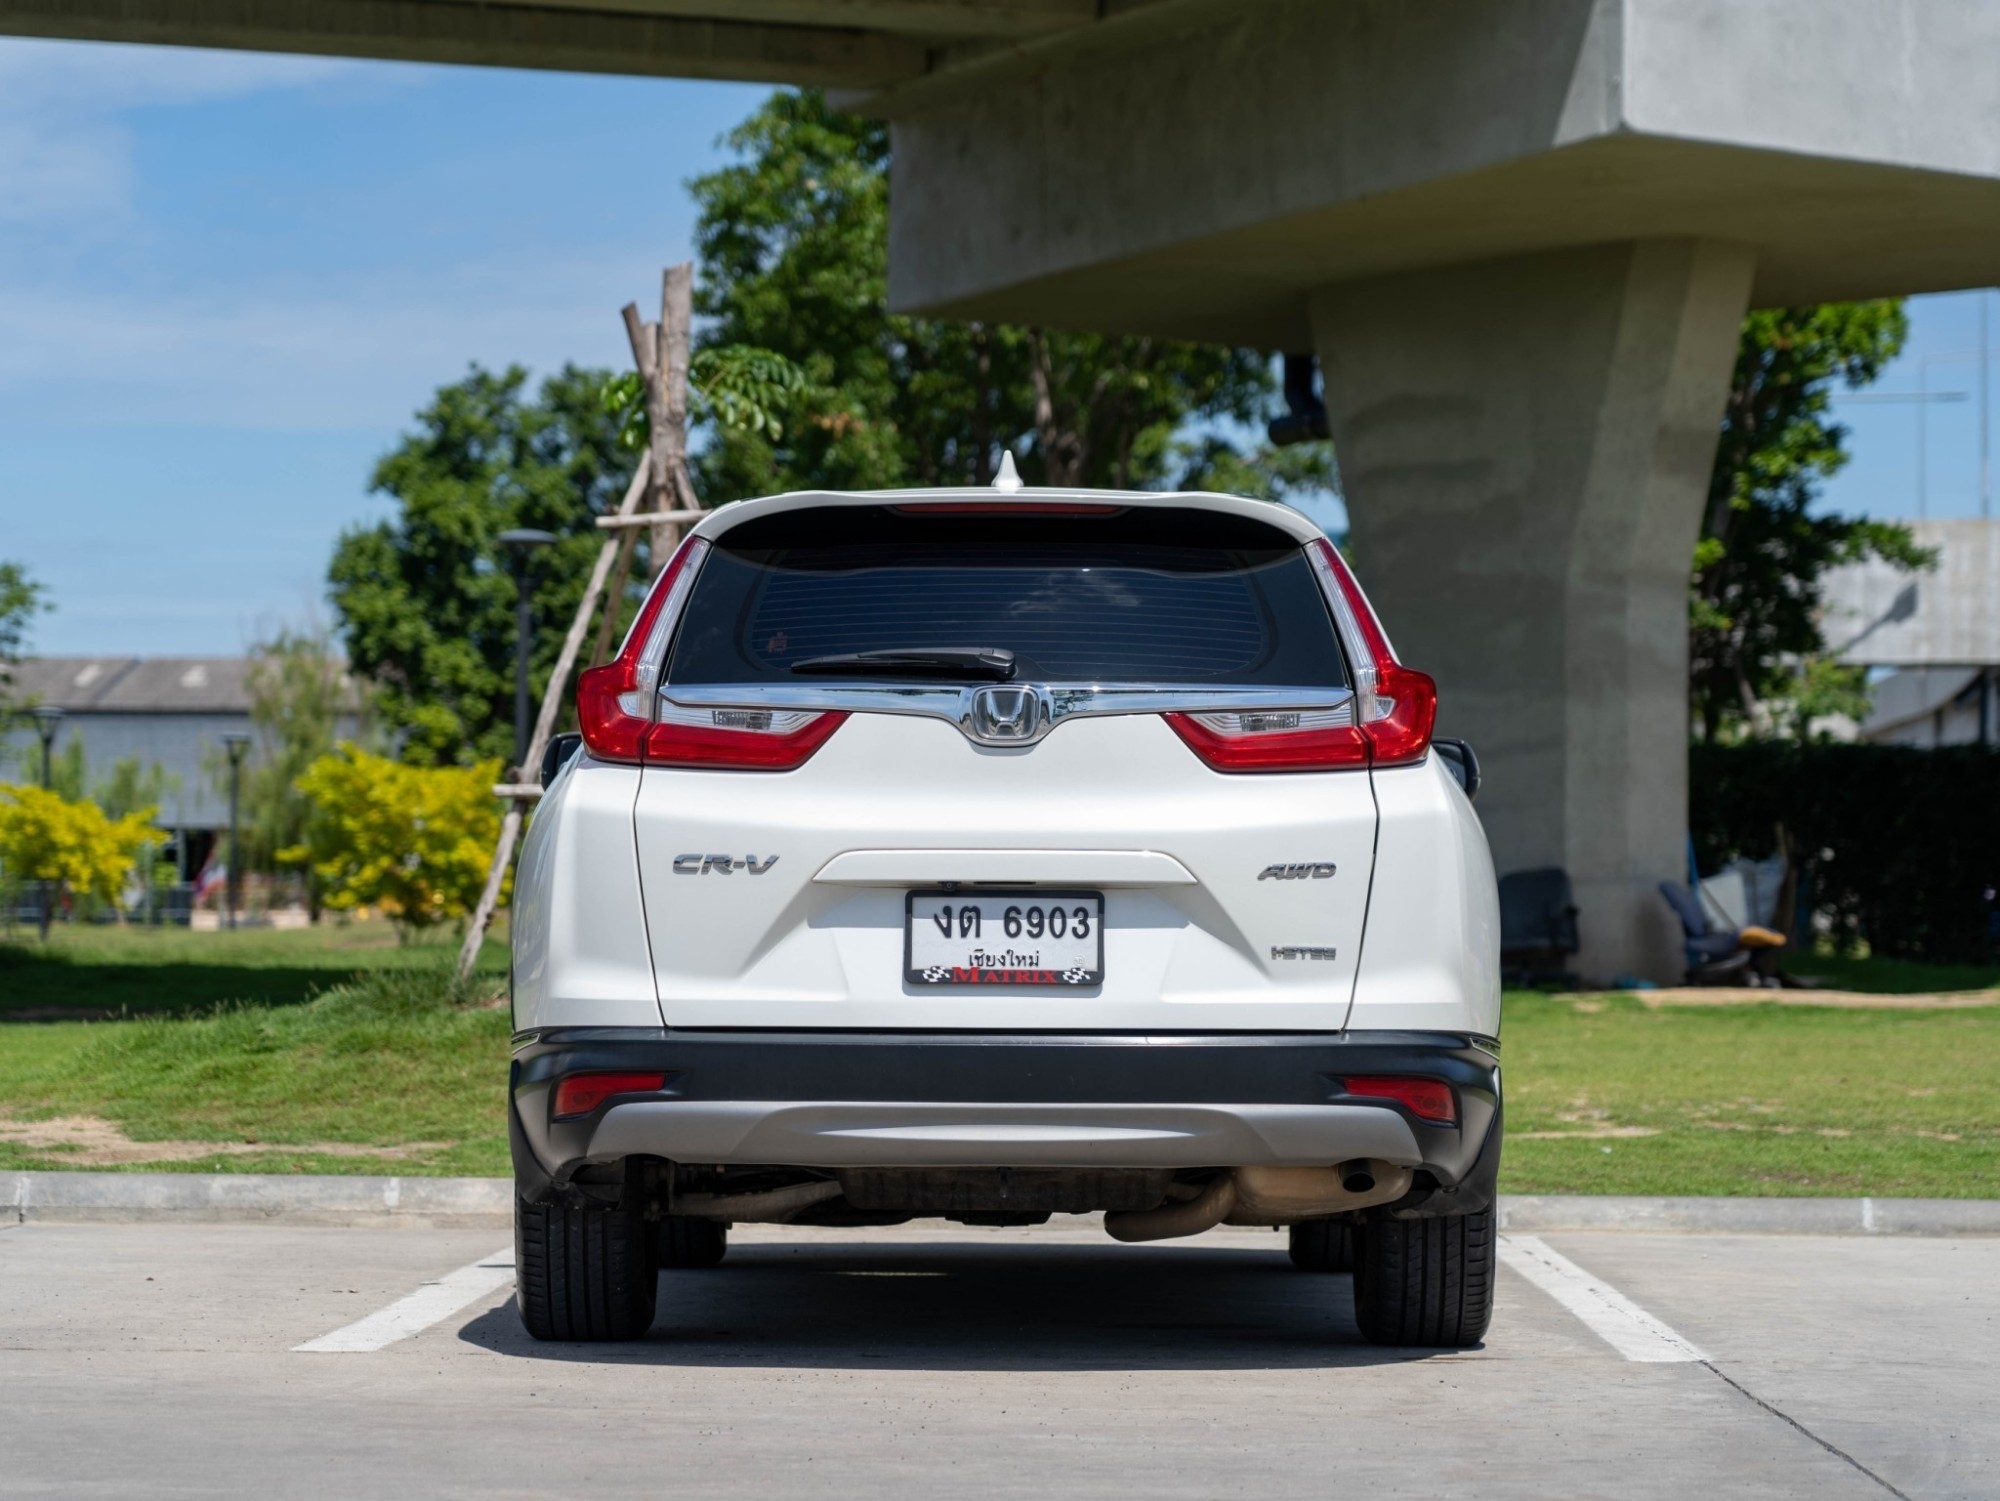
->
[458, 1237, 1463, 1371]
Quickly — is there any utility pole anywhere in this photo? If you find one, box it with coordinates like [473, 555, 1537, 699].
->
[1835, 384, 1966, 517]
[31, 706, 63, 939]
[221, 732, 250, 930]
[496, 529, 557, 774]
[1981, 288, 1991, 520]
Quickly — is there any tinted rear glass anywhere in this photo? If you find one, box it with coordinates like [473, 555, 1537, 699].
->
[666, 505, 1348, 687]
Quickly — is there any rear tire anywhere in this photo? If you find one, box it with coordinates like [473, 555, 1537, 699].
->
[1351, 1209, 1495, 1348]
[515, 1194, 658, 1342]
[660, 1216, 728, 1269]
[1288, 1220, 1353, 1273]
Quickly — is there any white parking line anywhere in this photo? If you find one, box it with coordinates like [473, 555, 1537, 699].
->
[294, 1247, 516, 1353]
[1497, 1234, 1708, 1363]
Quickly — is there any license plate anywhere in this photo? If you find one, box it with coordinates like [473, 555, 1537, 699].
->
[905, 889, 1104, 987]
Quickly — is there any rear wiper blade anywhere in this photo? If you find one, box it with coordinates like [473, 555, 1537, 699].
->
[790, 647, 1017, 681]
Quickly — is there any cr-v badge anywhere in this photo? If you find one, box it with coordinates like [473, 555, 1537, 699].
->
[673, 854, 779, 874]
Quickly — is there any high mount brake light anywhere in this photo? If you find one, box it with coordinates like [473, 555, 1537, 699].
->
[890, 501, 1126, 516]
[552, 1071, 666, 1120]
[576, 534, 846, 771]
[1342, 1076, 1458, 1124]
[1164, 539, 1436, 774]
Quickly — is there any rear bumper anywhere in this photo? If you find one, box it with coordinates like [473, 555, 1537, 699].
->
[510, 1029, 1501, 1218]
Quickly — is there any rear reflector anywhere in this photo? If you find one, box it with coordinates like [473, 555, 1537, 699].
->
[1342, 1076, 1457, 1124]
[552, 1072, 666, 1120]
[577, 533, 845, 770]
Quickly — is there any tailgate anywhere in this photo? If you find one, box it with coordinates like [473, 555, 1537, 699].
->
[633, 710, 1374, 1031]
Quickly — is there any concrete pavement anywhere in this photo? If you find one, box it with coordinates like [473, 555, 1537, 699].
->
[2, 1217, 1993, 1498]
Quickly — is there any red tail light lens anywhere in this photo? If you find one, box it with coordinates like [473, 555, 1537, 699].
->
[642, 703, 848, 770]
[1165, 539, 1435, 774]
[552, 1071, 666, 1120]
[1163, 708, 1369, 771]
[1343, 1076, 1458, 1124]
[1307, 539, 1437, 768]
[576, 533, 846, 771]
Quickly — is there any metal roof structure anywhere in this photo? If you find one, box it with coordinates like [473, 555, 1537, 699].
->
[7, 657, 258, 715]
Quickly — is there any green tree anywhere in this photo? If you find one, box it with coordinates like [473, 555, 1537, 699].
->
[1175, 435, 1341, 508]
[1693, 302, 1935, 742]
[1, 563, 50, 778]
[49, 738, 178, 821]
[328, 365, 634, 766]
[197, 627, 372, 900]
[286, 745, 502, 937]
[688, 90, 1275, 498]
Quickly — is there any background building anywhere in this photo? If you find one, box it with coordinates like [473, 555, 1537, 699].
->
[4, 656, 256, 879]
[1825, 518, 2000, 748]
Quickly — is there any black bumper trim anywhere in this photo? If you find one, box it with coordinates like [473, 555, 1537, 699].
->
[508, 1029, 1501, 1218]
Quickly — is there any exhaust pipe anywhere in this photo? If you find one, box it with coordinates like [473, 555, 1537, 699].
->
[1103, 1174, 1237, 1243]
[674, 1179, 842, 1223]
[1227, 1162, 1413, 1223]
[1100, 1161, 1415, 1243]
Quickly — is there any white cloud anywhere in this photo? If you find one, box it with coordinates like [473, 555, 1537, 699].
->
[0, 38, 680, 431]
[0, 243, 667, 430]
[0, 38, 361, 228]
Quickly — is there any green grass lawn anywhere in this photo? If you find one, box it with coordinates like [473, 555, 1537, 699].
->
[1501, 990, 2000, 1197]
[0, 927, 1994, 1194]
[0, 918, 506, 1019]
[0, 963, 514, 1177]
[1779, 950, 2000, 995]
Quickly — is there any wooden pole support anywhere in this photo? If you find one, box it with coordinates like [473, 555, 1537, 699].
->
[454, 452, 652, 982]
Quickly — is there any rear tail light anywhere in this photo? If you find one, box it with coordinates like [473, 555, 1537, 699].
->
[1307, 539, 1437, 767]
[643, 702, 848, 770]
[1164, 538, 1436, 773]
[552, 1071, 667, 1120]
[576, 534, 846, 770]
[1164, 707, 1369, 772]
[1342, 1076, 1458, 1124]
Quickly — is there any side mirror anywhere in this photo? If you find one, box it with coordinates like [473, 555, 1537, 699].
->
[1433, 737, 1480, 802]
[540, 732, 584, 789]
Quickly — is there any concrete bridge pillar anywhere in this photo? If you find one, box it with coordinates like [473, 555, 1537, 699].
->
[1311, 239, 1755, 982]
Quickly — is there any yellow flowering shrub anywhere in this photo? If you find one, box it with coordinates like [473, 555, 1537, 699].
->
[0, 784, 157, 909]
[285, 745, 502, 933]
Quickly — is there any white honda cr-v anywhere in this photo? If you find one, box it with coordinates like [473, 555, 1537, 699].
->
[510, 481, 1501, 1347]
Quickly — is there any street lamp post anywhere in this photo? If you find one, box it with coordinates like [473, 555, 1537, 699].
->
[221, 732, 251, 931]
[496, 529, 557, 775]
[30, 706, 64, 939]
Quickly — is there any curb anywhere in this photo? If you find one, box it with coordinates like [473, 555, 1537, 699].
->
[2, 1172, 510, 1228]
[1497, 1193, 2000, 1236]
[5, 1173, 1999, 1235]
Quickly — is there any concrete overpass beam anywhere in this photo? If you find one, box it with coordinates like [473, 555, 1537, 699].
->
[1311, 239, 1756, 983]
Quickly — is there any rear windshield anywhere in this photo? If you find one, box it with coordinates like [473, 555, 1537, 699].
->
[665, 505, 1348, 687]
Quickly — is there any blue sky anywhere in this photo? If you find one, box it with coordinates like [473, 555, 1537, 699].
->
[0, 37, 1993, 658]
[0, 40, 763, 656]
